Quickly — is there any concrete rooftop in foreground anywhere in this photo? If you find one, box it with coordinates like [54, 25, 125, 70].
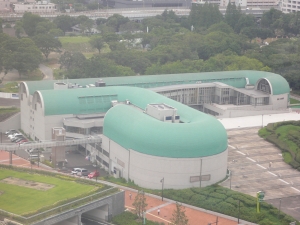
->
[218, 111, 300, 130]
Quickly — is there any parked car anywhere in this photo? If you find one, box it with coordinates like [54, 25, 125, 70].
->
[88, 171, 100, 179]
[13, 137, 26, 143]
[8, 133, 22, 139]
[77, 168, 89, 176]
[71, 168, 82, 175]
[11, 135, 25, 142]
[17, 139, 28, 144]
[5, 129, 18, 135]
[26, 148, 39, 154]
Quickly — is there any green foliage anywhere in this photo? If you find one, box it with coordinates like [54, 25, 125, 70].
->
[258, 121, 300, 168]
[112, 211, 163, 225]
[290, 98, 300, 104]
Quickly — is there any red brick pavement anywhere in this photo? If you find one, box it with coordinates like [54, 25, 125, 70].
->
[124, 190, 238, 225]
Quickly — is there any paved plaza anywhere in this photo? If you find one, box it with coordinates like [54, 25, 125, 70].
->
[220, 127, 300, 221]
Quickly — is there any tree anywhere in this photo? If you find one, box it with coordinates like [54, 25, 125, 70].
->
[54, 15, 77, 34]
[32, 34, 62, 59]
[171, 202, 189, 225]
[59, 51, 86, 70]
[132, 190, 148, 219]
[0, 18, 3, 33]
[225, 3, 242, 30]
[1, 37, 42, 77]
[22, 12, 45, 36]
[89, 36, 104, 53]
[106, 14, 130, 32]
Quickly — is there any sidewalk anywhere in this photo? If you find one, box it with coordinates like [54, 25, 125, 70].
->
[123, 189, 257, 225]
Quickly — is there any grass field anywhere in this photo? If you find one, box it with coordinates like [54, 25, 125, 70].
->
[290, 98, 300, 104]
[0, 168, 97, 215]
[58, 36, 91, 44]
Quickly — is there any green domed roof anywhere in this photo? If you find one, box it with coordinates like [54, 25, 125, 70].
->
[103, 87, 228, 158]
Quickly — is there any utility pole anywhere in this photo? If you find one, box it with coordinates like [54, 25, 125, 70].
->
[161, 177, 164, 201]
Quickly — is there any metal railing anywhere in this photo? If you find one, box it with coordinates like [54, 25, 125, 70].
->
[0, 136, 102, 151]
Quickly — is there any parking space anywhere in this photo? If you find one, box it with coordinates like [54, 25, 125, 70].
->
[221, 127, 300, 221]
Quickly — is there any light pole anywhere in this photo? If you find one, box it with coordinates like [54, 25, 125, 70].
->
[237, 200, 241, 223]
[262, 114, 264, 128]
[98, 0, 99, 12]
[161, 177, 164, 201]
[278, 198, 281, 220]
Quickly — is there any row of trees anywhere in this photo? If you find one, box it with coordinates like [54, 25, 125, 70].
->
[133, 190, 189, 225]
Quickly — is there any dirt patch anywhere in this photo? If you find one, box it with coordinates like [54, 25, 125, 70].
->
[0, 177, 54, 191]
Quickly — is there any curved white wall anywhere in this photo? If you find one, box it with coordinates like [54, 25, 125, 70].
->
[104, 135, 228, 190]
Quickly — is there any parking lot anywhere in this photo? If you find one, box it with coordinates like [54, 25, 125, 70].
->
[220, 127, 300, 221]
[0, 131, 107, 177]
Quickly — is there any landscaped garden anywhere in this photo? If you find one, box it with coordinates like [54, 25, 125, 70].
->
[0, 165, 118, 224]
[102, 176, 299, 225]
[259, 120, 300, 170]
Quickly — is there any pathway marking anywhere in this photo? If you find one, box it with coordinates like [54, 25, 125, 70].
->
[236, 151, 245, 155]
[126, 205, 172, 224]
[256, 164, 266, 169]
[228, 145, 236, 149]
[246, 157, 256, 162]
[268, 171, 277, 177]
[291, 187, 300, 193]
[0, 157, 21, 163]
[279, 179, 289, 185]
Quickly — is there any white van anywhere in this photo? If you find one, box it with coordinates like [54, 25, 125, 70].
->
[28, 155, 39, 160]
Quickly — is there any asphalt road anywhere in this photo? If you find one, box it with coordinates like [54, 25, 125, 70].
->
[0, 98, 20, 108]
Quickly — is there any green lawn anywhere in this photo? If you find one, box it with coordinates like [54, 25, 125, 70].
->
[58, 36, 91, 44]
[0, 169, 96, 215]
[290, 98, 300, 104]
[0, 82, 19, 93]
[0, 107, 19, 115]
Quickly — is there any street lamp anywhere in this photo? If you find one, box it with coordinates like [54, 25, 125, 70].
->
[160, 177, 164, 201]
[262, 114, 264, 128]
[278, 198, 281, 220]
[237, 200, 241, 223]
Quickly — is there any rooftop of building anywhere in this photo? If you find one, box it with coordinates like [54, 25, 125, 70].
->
[22, 70, 290, 96]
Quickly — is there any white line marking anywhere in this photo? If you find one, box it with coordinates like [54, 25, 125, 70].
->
[236, 151, 246, 155]
[292, 187, 300, 192]
[257, 164, 266, 169]
[228, 145, 236, 149]
[246, 157, 256, 162]
[279, 179, 289, 184]
[268, 171, 277, 177]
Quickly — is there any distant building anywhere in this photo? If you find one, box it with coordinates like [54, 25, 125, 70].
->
[281, 0, 299, 13]
[13, 1, 56, 13]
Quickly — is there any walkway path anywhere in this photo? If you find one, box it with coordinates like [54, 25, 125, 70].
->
[39, 64, 54, 80]
[123, 189, 254, 225]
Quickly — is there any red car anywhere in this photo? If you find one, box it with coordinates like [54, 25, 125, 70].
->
[16, 139, 28, 144]
[88, 171, 100, 179]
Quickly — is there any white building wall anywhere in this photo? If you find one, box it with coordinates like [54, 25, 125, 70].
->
[103, 135, 228, 190]
[269, 93, 289, 109]
[20, 93, 31, 137]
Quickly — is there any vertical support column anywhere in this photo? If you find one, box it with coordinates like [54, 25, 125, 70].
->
[77, 213, 81, 225]
[9, 151, 12, 165]
[52, 127, 66, 168]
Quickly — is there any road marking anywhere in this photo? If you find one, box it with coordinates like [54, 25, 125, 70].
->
[292, 187, 300, 192]
[236, 151, 245, 155]
[257, 164, 266, 169]
[279, 179, 289, 184]
[228, 145, 236, 149]
[246, 157, 256, 162]
[268, 171, 277, 177]
[0, 157, 21, 163]
[126, 205, 172, 224]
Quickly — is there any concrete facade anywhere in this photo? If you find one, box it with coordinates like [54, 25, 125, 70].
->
[103, 136, 228, 189]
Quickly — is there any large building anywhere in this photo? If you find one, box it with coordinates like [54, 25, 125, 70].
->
[19, 70, 290, 189]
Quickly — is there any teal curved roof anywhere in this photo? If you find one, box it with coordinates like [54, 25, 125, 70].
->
[102, 87, 227, 158]
[25, 70, 290, 96]
[39, 86, 227, 158]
